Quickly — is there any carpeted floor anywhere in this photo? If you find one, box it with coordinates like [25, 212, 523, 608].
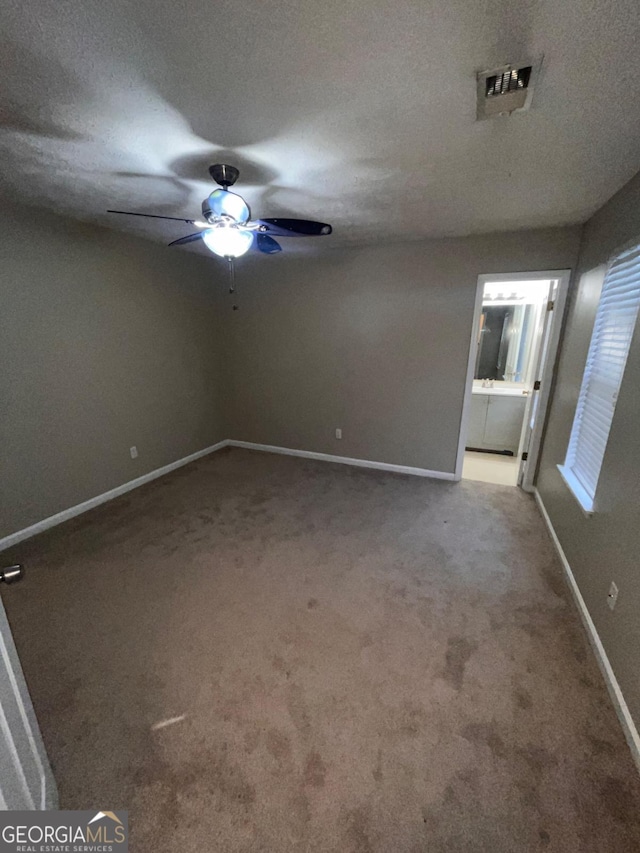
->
[3, 447, 640, 851]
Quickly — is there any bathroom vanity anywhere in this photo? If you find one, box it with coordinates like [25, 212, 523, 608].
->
[467, 386, 528, 456]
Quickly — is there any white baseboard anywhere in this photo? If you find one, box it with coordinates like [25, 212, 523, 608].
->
[0, 440, 230, 552]
[228, 440, 456, 480]
[0, 439, 454, 552]
[534, 488, 640, 774]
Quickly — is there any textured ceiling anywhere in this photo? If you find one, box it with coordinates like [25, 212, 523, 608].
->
[2, 0, 640, 254]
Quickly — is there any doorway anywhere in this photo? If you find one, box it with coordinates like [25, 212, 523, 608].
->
[456, 271, 571, 489]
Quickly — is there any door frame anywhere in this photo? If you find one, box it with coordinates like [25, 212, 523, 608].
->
[0, 593, 58, 809]
[454, 269, 571, 488]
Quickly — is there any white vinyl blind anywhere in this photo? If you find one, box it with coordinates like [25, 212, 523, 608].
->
[560, 245, 640, 511]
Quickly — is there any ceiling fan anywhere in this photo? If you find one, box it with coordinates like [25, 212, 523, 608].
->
[108, 164, 332, 259]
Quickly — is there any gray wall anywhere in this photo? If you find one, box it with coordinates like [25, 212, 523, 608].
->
[0, 202, 228, 538]
[537, 171, 640, 727]
[226, 229, 581, 472]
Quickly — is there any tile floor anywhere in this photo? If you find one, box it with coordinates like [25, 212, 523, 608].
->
[462, 450, 520, 486]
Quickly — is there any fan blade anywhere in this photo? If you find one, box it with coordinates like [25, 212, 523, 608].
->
[108, 209, 196, 224]
[168, 232, 205, 247]
[254, 233, 282, 254]
[257, 218, 332, 237]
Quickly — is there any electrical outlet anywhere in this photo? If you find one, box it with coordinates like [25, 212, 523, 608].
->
[607, 581, 619, 611]
[130, 446, 138, 459]
[335, 428, 342, 439]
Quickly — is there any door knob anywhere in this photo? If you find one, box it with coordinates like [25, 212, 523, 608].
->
[1, 564, 24, 584]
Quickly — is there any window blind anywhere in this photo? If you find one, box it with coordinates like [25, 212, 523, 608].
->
[560, 245, 640, 510]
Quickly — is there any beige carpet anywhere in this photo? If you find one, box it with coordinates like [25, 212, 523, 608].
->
[3, 448, 640, 851]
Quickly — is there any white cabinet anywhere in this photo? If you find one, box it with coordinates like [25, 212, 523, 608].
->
[467, 395, 489, 447]
[467, 393, 526, 455]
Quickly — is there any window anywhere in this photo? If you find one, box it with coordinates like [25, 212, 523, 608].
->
[558, 245, 640, 513]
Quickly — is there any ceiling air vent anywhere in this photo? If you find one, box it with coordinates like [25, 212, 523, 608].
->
[476, 57, 542, 120]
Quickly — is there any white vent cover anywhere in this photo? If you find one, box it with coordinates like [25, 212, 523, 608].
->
[476, 57, 542, 120]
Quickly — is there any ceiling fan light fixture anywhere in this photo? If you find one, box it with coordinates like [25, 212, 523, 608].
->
[202, 224, 253, 258]
[207, 188, 250, 222]
[108, 164, 332, 260]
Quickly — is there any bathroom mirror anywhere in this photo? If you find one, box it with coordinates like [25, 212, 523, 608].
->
[474, 281, 550, 386]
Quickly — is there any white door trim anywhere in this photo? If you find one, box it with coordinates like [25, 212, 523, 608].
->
[454, 277, 485, 480]
[0, 595, 58, 808]
[519, 271, 571, 490]
[455, 269, 572, 485]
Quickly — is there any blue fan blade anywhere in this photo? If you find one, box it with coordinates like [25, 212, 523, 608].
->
[168, 232, 205, 247]
[257, 218, 332, 236]
[207, 189, 250, 222]
[108, 210, 197, 224]
[255, 233, 282, 254]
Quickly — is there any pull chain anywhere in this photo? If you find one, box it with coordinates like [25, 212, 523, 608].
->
[227, 256, 235, 292]
[227, 257, 239, 310]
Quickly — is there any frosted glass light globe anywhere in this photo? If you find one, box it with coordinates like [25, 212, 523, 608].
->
[202, 226, 253, 258]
